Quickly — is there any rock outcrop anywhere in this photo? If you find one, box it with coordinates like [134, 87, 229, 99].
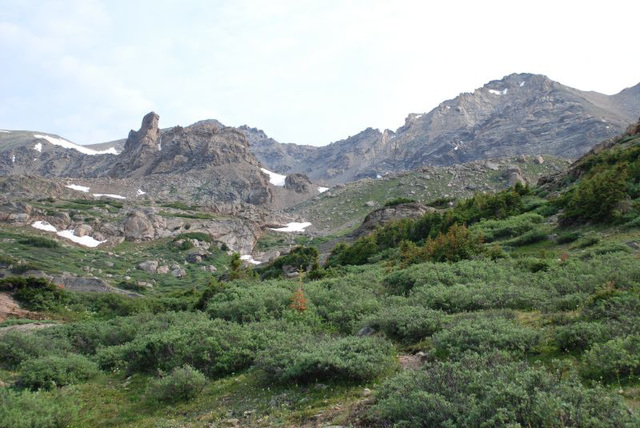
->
[284, 173, 313, 193]
[251, 74, 640, 184]
[352, 202, 437, 238]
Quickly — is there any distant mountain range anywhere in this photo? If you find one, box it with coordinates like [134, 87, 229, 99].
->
[249, 73, 640, 184]
[1, 73, 639, 190]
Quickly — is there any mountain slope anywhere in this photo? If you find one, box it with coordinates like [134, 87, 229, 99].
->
[252, 73, 640, 184]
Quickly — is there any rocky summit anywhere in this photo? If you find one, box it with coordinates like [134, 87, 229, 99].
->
[250, 73, 640, 184]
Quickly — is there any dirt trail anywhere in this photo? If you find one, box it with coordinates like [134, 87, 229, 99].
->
[0, 292, 42, 322]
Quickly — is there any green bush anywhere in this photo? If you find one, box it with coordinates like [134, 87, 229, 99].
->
[432, 316, 539, 358]
[98, 318, 255, 378]
[384, 197, 416, 207]
[147, 365, 207, 403]
[553, 321, 608, 352]
[256, 335, 395, 383]
[400, 224, 484, 266]
[258, 246, 320, 280]
[504, 228, 548, 247]
[18, 354, 99, 390]
[0, 277, 72, 311]
[471, 213, 544, 242]
[370, 352, 639, 427]
[206, 281, 293, 323]
[0, 331, 70, 369]
[18, 236, 60, 248]
[582, 334, 640, 382]
[362, 305, 443, 343]
[0, 388, 79, 428]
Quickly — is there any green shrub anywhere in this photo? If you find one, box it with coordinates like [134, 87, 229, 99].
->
[504, 229, 548, 247]
[147, 365, 207, 403]
[100, 318, 255, 378]
[553, 321, 608, 352]
[400, 224, 484, 266]
[561, 164, 630, 225]
[384, 197, 416, 207]
[257, 335, 395, 383]
[0, 277, 71, 311]
[0, 388, 79, 428]
[556, 231, 581, 244]
[432, 317, 539, 358]
[172, 232, 212, 243]
[18, 236, 60, 248]
[361, 305, 443, 343]
[0, 331, 70, 369]
[258, 246, 320, 280]
[582, 334, 640, 382]
[206, 281, 293, 323]
[370, 352, 639, 427]
[471, 213, 544, 242]
[18, 354, 99, 390]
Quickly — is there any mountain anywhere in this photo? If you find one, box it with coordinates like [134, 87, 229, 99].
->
[250, 73, 640, 184]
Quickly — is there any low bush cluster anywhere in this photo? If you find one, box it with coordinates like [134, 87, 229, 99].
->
[147, 365, 207, 403]
[18, 354, 99, 390]
[370, 352, 639, 427]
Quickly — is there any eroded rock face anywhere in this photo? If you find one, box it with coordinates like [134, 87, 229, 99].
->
[352, 202, 437, 238]
[284, 173, 313, 193]
[122, 210, 160, 241]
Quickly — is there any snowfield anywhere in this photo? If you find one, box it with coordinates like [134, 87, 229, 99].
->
[65, 184, 90, 192]
[93, 194, 126, 200]
[270, 222, 312, 232]
[260, 168, 286, 186]
[33, 134, 118, 155]
[240, 255, 262, 265]
[31, 221, 107, 247]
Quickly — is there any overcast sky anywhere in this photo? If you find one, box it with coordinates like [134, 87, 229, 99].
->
[1, 0, 639, 146]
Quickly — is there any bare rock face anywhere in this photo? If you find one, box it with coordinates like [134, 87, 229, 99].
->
[122, 210, 158, 241]
[284, 173, 313, 193]
[352, 202, 436, 238]
[110, 112, 160, 178]
[503, 165, 527, 187]
[252, 74, 640, 184]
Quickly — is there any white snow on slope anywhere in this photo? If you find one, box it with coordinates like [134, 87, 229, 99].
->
[32, 221, 57, 232]
[0, 130, 9, 133]
[137, 189, 146, 196]
[270, 222, 312, 232]
[488, 88, 508, 95]
[56, 230, 106, 247]
[240, 255, 262, 265]
[12, 155, 15, 163]
[318, 187, 329, 193]
[520, 81, 525, 87]
[31, 222, 106, 247]
[260, 168, 286, 186]
[93, 193, 126, 200]
[33, 143, 42, 152]
[33, 134, 118, 156]
[66, 184, 90, 192]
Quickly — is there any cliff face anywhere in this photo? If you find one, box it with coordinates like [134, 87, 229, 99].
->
[0, 112, 274, 206]
[251, 73, 640, 184]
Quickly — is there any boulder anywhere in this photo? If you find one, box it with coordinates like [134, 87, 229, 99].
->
[137, 260, 158, 273]
[352, 202, 436, 238]
[75, 224, 93, 237]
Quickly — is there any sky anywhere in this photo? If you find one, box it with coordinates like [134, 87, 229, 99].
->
[1, 0, 639, 146]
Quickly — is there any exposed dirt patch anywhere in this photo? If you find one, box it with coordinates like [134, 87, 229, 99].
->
[398, 354, 422, 370]
[0, 322, 57, 336]
[0, 292, 42, 323]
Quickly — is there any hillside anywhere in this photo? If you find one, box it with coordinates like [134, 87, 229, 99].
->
[252, 73, 640, 184]
[0, 120, 638, 427]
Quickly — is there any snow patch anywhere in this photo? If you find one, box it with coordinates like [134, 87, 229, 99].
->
[93, 193, 126, 200]
[488, 88, 508, 95]
[32, 221, 58, 233]
[33, 134, 118, 156]
[318, 187, 329, 193]
[137, 189, 146, 196]
[260, 168, 286, 186]
[376, 174, 382, 179]
[33, 143, 42, 152]
[11, 155, 15, 163]
[240, 255, 262, 265]
[519, 81, 525, 87]
[66, 184, 90, 192]
[0, 130, 9, 133]
[270, 222, 312, 233]
[56, 230, 106, 248]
